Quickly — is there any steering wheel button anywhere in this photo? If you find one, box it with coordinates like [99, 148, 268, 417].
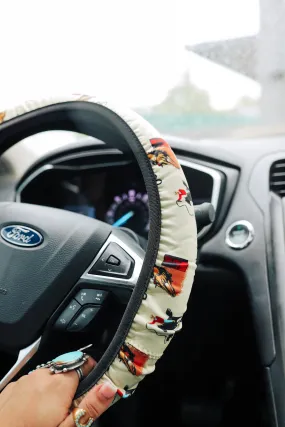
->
[54, 299, 81, 330]
[106, 255, 120, 266]
[68, 306, 100, 332]
[89, 242, 134, 278]
[75, 289, 108, 305]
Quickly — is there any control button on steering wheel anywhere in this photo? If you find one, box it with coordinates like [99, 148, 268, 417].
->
[89, 242, 134, 278]
[68, 307, 100, 332]
[75, 289, 108, 306]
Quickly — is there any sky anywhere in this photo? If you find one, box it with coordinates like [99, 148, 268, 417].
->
[0, 0, 260, 111]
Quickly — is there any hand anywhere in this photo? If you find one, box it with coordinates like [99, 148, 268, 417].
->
[0, 356, 117, 427]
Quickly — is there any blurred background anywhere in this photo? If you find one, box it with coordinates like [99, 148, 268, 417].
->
[1, 0, 283, 139]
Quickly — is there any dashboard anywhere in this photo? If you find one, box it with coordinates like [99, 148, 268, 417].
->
[16, 150, 220, 239]
[4, 131, 285, 425]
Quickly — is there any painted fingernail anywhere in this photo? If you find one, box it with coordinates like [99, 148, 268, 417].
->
[117, 389, 124, 398]
[99, 383, 117, 400]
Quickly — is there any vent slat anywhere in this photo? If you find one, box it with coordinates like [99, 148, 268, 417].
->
[272, 172, 285, 177]
[270, 160, 285, 196]
[271, 181, 285, 186]
[273, 163, 285, 169]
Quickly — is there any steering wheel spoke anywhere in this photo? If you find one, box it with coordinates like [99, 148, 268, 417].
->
[52, 231, 144, 334]
[81, 231, 143, 296]
[0, 337, 41, 391]
[0, 220, 144, 390]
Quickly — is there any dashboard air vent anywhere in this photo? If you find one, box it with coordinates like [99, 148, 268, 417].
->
[270, 160, 285, 196]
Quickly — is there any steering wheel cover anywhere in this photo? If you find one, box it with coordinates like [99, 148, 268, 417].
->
[0, 95, 197, 400]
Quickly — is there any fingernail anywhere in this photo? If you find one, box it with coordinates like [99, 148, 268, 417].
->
[99, 383, 117, 400]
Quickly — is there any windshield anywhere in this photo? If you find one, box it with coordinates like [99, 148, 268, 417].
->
[0, 1, 274, 139]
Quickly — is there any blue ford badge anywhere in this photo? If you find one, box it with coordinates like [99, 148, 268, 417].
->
[0, 225, 43, 247]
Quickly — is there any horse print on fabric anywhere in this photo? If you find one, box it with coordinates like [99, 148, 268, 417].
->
[147, 138, 180, 169]
[176, 181, 194, 216]
[118, 343, 149, 376]
[146, 308, 182, 342]
[152, 254, 189, 297]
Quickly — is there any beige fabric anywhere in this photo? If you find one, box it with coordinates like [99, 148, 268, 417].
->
[0, 95, 197, 401]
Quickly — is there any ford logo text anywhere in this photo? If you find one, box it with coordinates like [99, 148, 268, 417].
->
[0, 225, 43, 248]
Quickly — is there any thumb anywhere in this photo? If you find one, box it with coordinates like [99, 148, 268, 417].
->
[60, 382, 117, 427]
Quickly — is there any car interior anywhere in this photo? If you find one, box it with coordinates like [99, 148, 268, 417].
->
[0, 125, 283, 427]
[1, 1, 285, 426]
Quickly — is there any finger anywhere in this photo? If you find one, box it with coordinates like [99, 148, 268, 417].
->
[81, 356, 97, 378]
[60, 355, 96, 385]
[60, 382, 117, 427]
[28, 355, 96, 397]
[54, 355, 97, 398]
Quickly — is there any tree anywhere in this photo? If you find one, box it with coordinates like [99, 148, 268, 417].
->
[235, 95, 258, 110]
[152, 72, 213, 114]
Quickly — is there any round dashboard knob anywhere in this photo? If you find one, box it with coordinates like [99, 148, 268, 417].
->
[225, 220, 254, 250]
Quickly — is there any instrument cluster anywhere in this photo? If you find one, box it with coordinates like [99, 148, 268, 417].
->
[19, 160, 215, 238]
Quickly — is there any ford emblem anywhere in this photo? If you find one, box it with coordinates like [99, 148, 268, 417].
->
[0, 225, 43, 248]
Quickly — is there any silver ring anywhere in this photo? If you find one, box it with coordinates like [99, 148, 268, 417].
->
[76, 367, 84, 381]
[34, 344, 92, 375]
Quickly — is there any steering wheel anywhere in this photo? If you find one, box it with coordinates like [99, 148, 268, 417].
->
[0, 95, 197, 405]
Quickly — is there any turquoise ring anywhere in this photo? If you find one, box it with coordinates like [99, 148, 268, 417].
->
[36, 344, 92, 374]
[72, 408, 94, 427]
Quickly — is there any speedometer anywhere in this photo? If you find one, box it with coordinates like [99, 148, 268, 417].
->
[105, 190, 149, 235]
